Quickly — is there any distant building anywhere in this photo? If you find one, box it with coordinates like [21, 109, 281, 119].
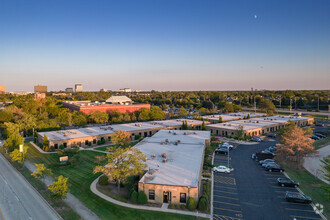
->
[9, 91, 33, 96]
[65, 88, 74, 93]
[119, 88, 131, 92]
[75, 84, 83, 92]
[62, 95, 150, 114]
[34, 93, 46, 100]
[100, 88, 107, 92]
[0, 85, 5, 94]
[34, 85, 47, 93]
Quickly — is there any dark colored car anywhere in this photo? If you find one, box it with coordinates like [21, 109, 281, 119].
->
[267, 133, 277, 138]
[277, 178, 299, 187]
[268, 146, 277, 152]
[315, 133, 326, 138]
[215, 146, 229, 154]
[311, 135, 321, 140]
[285, 191, 312, 204]
[256, 152, 274, 161]
[259, 159, 275, 165]
[315, 123, 325, 127]
[266, 164, 284, 172]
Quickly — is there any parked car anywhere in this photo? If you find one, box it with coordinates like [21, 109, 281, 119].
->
[315, 133, 326, 139]
[266, 165, 284, 172]
[256, 152, 274, 161]
[268, 146, 277, 152]
[277, 178, 299, 187]
[213, 165, 231, 174]
[285, 191, 312, 204]
[262, 162, 278, 168]
[220, 142, 234, 150]
[251, 136, 263, 142]
[259, 159, 275, 165]
[261, 150, 275, 156]
[267, 133, 277, 138]
[310, 135, 321, 140]
[215, 146, 229, 154]
[315, 123, 325, 127]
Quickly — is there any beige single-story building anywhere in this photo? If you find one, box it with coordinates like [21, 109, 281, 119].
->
[206, 115, 314, 137]
[37, 119, 210, 149]
[136, 130, 211, 204]
[202, 112, 266, 124]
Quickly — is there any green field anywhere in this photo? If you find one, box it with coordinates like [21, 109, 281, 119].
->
[93, 146, 111, 152]
[284, 166, 330, 219]
[26, 143, 203, 220]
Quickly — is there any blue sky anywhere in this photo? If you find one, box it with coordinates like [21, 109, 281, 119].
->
[1, 0, 329, 91]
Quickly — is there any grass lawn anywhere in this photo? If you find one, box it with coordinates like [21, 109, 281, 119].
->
[26, 143, 204, 220]
[94, 146, 111, 152]
[284, 166, 330, 219]
[313, 137, 330, 150]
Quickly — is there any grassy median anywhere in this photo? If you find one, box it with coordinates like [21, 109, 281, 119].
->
[26, 143, 204, 220]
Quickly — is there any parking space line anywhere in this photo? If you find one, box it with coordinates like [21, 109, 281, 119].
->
[214, 176, 236, 185]
[289, 215, 322, 220]
[214, 207, 242, 213]
[214, 189, 238, 194]
[214, 185, 237, 190]
[214, 201, 241, 206]
[214, 214, 242, 220]
[285, 208, 316, 213]
[214, 195, 239, 200]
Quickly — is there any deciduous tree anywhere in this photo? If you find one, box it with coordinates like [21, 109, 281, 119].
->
[10, 146, 28, 163]
[31, 163, 52, 187]
[48, 175, 69, 200]
[111, 130, 131, 147]
[94, 147, 147, 192]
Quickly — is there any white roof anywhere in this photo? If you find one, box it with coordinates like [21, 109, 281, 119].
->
[106, 96, 132, 103]
[136, 130, 211, 187]
[202, 112, 265, 122]
[206, 115, 312, 131]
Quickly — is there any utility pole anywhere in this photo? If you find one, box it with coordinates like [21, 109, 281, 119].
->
[254, 96, 256, 114]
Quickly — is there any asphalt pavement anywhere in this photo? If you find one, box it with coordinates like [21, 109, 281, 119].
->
[0, 152, 60, 220]
[213, 139, 324, 220]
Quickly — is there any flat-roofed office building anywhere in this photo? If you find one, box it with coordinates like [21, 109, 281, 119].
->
[202, 112, 266, 124]
[0, 85, 5, 94]
[34, 85, 47, 93]
[75, 84, 83, 92]
[206, 115, 314, 137]
[37, 119, 210, 149]
[136, 130, 211, 204]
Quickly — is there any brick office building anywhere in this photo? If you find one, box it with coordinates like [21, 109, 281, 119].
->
[62, 96, 150, 114]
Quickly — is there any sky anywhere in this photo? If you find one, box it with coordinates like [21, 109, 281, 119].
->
[0, 0, 330, 92]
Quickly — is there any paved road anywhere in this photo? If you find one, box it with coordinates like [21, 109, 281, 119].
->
[304, 145, 330, 184]
[213, 140, 323, 220]
[0, 153, 60, 220]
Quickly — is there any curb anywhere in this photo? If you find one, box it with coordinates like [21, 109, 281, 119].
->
[283, 172, 327, 220]
[0, 153, 63, 220]
[210, 152, 215, 220]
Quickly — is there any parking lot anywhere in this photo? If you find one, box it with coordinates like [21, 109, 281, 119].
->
[213, 140, 324, 220]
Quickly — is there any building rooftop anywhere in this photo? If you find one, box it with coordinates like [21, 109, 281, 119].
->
[38, 119, 207, 142]
[202, 112, 265, 122]
[106, 96, 132, 104]
[206, 115, 313, 131]
[136, 130, 210, 187]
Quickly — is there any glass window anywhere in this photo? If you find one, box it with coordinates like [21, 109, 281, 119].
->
[149, 190, 155, 200]
[180, 193, 186, 203]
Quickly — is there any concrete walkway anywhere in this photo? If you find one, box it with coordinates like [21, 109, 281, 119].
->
[90, 175, 211, 218]
[303, 145, 330, 184]
[25, 161, 100, 220]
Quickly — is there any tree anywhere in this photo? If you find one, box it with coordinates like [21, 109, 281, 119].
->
[48, 175, 69, 200]
[111, 130, 131, 147]
[149, 106, 165, 120]
[94, 147, 147, 192]
[259, 99, 275, 115]
[10, 146, 28, 163]
[247, 114, 250, 119]
[88, 111, 109, 124]
[186, 197, 197, 210]
[4, 132, 23, 154]
[223, 103, 234, 113]
[31, 163, 52, 187]
[202, 119, 206, 130]
[198, 195, 208, 211]
[218, 116, 223, 123]
[123, 113, 131, 122]
[276, 125, 315, 170]
[0, 110, 13, 123]
[138, 108, 151, 121]
[72, 111, 87, 126]
[137, 191, 148, 204]
[177, 107, 188, 117]
[236, 125, 244, 140]
[43, 135, 49, 152]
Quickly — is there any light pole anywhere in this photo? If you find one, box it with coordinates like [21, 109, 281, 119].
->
[290, 97, 292, 113]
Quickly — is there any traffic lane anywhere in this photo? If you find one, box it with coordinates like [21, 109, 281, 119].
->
[0, 153, 60, 220]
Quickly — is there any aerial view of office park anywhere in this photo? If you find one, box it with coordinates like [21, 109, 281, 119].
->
[0, 1, 329, 220]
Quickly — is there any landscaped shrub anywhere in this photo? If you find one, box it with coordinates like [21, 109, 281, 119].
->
[97, 140, 102, 145]
[98, 175, 109, 186]
[49, 146, 55, 152]
[101, 139, 106, 144]
[130, 190, 138, 204]
[168, 204, 175, 209]
[203, 180, 211, 198]
[128, 187, 135, 199]
[135, 135, 141, 140]
[88, 142, 92, 146]
[198, 196, 208, 211]
[175, 204, 180, 209]
[180, 204, 185, 209]
[59, 145, 64, 150]
[202, 173, 211, 178]
[137, 191, 148, 204]
[186, 197, 197, 211]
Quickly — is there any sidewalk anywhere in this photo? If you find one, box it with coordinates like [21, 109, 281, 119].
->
[25, 161, 100, 220]
[90, 175, 210, 218]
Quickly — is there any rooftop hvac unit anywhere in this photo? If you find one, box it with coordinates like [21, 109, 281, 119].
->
[161, 153, 167, 158]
